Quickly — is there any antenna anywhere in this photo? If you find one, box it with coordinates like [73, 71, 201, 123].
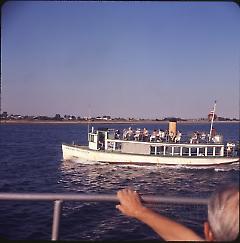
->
[209, 100, 217, 142]
[87, 104, 90, 141]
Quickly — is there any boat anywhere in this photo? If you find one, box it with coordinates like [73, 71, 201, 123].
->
[62, 103, 239, 166]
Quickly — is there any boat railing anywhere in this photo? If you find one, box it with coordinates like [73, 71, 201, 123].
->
[0, 192, 209, 241]
[106, 138, 225, 146]
[105, 138, 229, 157]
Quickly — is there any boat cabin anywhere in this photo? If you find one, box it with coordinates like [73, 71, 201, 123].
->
[88, 127, 235, 158]
[88, 127, 115, 150]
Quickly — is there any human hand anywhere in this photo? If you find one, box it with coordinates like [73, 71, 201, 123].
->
[116, 188, 146, 218]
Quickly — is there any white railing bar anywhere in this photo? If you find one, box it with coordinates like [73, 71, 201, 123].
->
[51, 200, 62, 241]
[0, 192, 209, 205]
[0, 193, 209, 241]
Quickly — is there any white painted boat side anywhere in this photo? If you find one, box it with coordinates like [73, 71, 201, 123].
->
[62, 144, 239, 166]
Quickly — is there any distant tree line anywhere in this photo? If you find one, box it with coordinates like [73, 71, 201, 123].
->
[0, 111, 239, 122]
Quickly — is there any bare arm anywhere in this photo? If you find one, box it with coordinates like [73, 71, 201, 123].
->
[116, 189, 204, 241]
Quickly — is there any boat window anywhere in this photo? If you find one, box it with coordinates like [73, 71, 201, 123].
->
[191, 148, 197, 156]
[164, 146, 169, 155]
[182, 147, 189, 156]
[89, 134, 95, 142]
[173, 147, 180, 155]
[199, 147, 205, 156]
[98, 132, 105, 143]
[107, 132, 115, 140]
[107, 141, 114, 150]
[150, 146, 156, 155]
[207, 147, 213, 156]
[115, 142, 121, 150]
[157, 146, 164, 155]
[215, 147, 221, 156]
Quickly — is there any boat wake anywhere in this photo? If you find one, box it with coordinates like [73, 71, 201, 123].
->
[109, 160, 239, 170]
[63, 158, 239, 171]
[213, 162, 239, 172]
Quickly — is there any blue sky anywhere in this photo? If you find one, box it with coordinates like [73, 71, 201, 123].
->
[2, 1, 240, 119]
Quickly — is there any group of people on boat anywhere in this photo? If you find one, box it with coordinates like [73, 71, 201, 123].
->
[189, 131, 208, 144]
[117, 127, 182, 143]
[114, 127, 225, 145]
[189, 128, 221, 144]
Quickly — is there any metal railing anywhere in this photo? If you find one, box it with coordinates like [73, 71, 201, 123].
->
[0, 192, 209, 241]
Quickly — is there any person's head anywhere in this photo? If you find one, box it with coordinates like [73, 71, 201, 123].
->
[204, 184, 239, 241]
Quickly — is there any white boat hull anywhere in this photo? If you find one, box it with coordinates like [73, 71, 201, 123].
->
[62, 144, 239, 166]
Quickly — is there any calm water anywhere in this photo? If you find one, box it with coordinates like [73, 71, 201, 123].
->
[0, 122, 239, 240]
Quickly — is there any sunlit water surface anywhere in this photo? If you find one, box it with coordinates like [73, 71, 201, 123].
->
[0, 123, 239, 240]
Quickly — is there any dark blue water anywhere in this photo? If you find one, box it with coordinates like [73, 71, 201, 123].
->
[0, 122, 239, 240]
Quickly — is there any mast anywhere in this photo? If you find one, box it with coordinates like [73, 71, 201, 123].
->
[209, 101, 217, 142]
[87, 105, 90, 141]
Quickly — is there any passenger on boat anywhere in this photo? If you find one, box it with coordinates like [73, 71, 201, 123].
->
[150, 129, 157, 142]
[158, 129, 165, 142]
[207, 128, 217, 143]
[201, 132, 207, 141]
[155, 130, 160, 142]
[115, 130, 120, 139]
[98, 140, 104, 150]
[169, 131, 175, 142]
[211, 128, 217, 137]
[123, 129, 128, 140]
[174, 131, 182, 143]
[190, 132, 198, 144]
[116, 185, 239, 241]
[126, 127, 134, 141]
[165, 130, 169, 142]
[226, 143, 235, 156]
[143, 128, 149, 142]
[139, 130, 144, 141]
[134, 128, 141, 141]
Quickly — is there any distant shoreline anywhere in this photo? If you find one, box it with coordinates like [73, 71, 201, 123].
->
[1, 120, 239, 125]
